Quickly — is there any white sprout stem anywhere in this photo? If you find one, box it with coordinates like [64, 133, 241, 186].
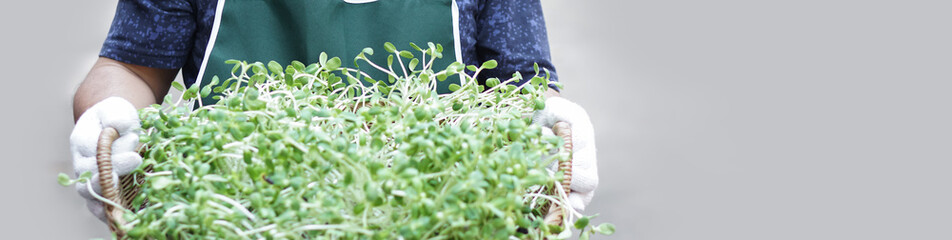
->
[425, 49, 438, 71]
[162, 204, 188, 216]
[294, 224, 371, 234]
[357, 57, 399, 79]
[144, 171, 173, 177]
[241, 224, 276, 237]
[213, 193, 258, 222]
[213, 220, 246, 237]
[340, 68, 379, 83]
[396, 53, 409, 79]
[206, 201, 234, 214]
[85, 182, 128, 212]
[121, 219, 141, 230]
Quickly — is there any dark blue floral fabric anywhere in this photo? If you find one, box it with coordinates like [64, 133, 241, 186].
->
[100, 0, 557, 87]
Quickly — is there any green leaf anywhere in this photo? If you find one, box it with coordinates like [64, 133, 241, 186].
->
[231, 62, 242, 74]
[57, 173, 71, 186]
[447, 62, 464, 73]
[362, 47, 374, 56]
[531, 76, 545, 86]
[171, 81, 185, 91]
[399, 51, 414, 59]
[466, 65, 478, 72]
[523, 82, 537, 94]
[481, 60, 498, 69]
[152, 177, 173, 189]
[574, 216, 591, 229]
[486, 78, 500, 88]
[251, 62, 266, 75]
[249, 74, 266, 85]
[408, 59, 419, 71]
[201, 85, 212, 98]
[326, 57, 342, 71]
[384, 42, 396, 53]
[409, 42, 422, 52]
[533, 62, 540, 73]
[292, 60, 306, 71]
[246, 88, 259, 100]
[534, 98, 545, 110]
[305, 63, 320, 74]
[267, 61, 283, 75]
[319, 52, 328, 66]
[593, 223, 616, 235]
[448, 84, 461, 92]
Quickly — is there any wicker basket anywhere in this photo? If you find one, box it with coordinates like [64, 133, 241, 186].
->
[96, 122, 575, 237]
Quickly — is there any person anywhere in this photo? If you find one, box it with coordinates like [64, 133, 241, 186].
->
[71, 0, 599, 223]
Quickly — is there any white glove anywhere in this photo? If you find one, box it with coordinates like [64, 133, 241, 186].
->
[533, 97, 598, 213]
[70, 97, 143, 222]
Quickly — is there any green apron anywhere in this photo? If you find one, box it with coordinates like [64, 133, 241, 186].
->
[195, 0, 462, 106]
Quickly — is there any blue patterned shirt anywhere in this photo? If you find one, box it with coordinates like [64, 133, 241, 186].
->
[100, 0, 558, 87]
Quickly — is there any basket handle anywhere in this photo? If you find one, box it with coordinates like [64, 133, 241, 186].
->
[543, 121, 573, 226]
[96, 127, 127, 235]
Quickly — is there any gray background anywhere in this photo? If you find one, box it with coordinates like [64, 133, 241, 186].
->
[1, 0, 949, 239]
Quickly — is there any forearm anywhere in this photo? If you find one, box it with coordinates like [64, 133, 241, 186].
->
[73, 57, 177, 121]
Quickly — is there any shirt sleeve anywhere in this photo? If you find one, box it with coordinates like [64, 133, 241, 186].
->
[475, 0, 558, 87]
[99, 0, 196, 69]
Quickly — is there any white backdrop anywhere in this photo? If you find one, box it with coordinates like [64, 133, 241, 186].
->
[1, 1, 950, 239]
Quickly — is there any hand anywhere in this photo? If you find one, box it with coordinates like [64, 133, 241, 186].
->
[70, 97, 143, 221]
[533, 97, 598, 213]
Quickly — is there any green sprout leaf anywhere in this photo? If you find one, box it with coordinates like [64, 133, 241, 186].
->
[409, 42, 422, 52]
[408, 58, 419, 71]
[326, 57, 342, 71]
[447, 62, 464, 73]
[399, 50, 414, 59]
[486, 78, 500, 88]
[481, 60, 498, 70]
[267, 61, 283, 75]
[57, 173, 71, 186]
[151, 177, 173, 190]
[171, 81, 185, 91]
[593, 223, 616, 235]
[574, 216, 591, 229]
